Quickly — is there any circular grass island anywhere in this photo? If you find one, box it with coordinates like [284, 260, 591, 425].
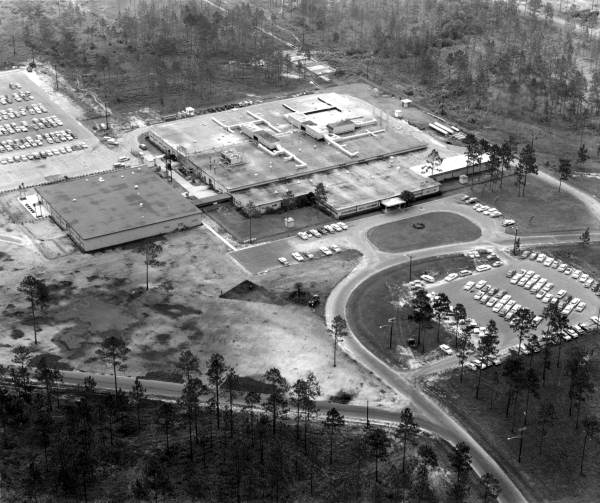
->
[367, 212, 481, 253]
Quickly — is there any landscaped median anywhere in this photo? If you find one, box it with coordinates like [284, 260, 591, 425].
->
[366, 212, 482, 253]
[346, 254, 477, 368]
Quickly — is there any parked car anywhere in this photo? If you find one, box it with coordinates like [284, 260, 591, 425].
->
[444, 273, 458, 282]
[291, 252, 304, 262]
[278, 257, 289, 266]
[475, 264, 491, 272]
[320, 246, 333, 256]
[439, 344, 454, 355]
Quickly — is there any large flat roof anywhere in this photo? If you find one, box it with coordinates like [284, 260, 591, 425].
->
[149, 93, 429, 191]
[36, 167, 201, 239]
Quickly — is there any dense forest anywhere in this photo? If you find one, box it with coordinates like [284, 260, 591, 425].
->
[0, 0, 298, 111]
[0, 345, 498, 502]
[284, 0, 600, 127]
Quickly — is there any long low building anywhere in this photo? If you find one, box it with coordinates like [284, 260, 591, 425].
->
[36, 167, 203, 251]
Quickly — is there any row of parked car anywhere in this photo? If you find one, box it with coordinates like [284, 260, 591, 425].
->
[0, 89, 32, 105]
[508, 268, 587, 314]
[0, 140, 88, 164]
[278, 244, 343, 266]
[0, 102, 49, 123]
[297, 222, 348, 240]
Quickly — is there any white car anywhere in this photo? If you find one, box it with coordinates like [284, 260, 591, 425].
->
[558, 263, 567, 272]
[330, 244, 342, 253]
[491, 260, 503, 268]
[444, 273, 458, 282]
[331, 224, 343, 232]
[463, 281, 475, 291]
[556, 289, 567, 299]
[439, 344, 454, 355]
[543, 257, 553, 267]
[579, 273, 589, 283]
[576, 302, 587, 312]
[309, 229, 321, 238]
[291, 252, 304, 262]
[571, 269, 581, 279]
[536, 254, 546, 263]
[278, 257, 289, 266]
[320, 246, 333, 256]
[475, 264, 491, 272]
[475, 280, 487, 289]
[502, 219, 516, 226]
[297, 231, 309, 240]
[590, 315, 600, 327]
[337, 222, 348, 230]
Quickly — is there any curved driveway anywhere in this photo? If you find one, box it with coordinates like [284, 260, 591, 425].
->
[324, 187, 600, 503]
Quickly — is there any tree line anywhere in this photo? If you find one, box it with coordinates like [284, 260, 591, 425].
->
[0, 339, 501, 502]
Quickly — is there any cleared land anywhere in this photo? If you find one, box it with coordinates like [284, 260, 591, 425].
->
[426, 330, 600, 503]
[0, 215, 394, 406]
[346, 254, 475, 368]
[367, 212, 481, 253]
[462, 174, 599, 234]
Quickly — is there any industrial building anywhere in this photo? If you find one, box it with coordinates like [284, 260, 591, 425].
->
[36, 167, 203, 252]
[147, 92, 480, 218]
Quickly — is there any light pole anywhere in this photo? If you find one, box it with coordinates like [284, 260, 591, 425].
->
[507, 424, 527, 463]
[379, 317, 396, 349]
[512, 225, 519, 256]
[408, 254, 413, 282]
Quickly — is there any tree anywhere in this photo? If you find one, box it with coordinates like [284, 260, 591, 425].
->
[206, 353, 226, 429]
[282, 189, 295, 214]
[329, 315, 347, 367]
[536, 400, 555, 455]
[176, 350, 199, 382]
[566, 349, 595, 428]
[465, 134, 482, 184]
[18, 275, 48, 345]
[481, 473, 501, 502]
[557, 158, 572, 192]
[137, 454, 172, 501]
[156, 402, 176, 452]
[580, 415, 599, 475]
[34, 356, 63, 411]
[130, 377, 146, 432]
[580, 227, 590, 246]
[365, 427, 390, 483]
[431, 293, 451, 344]
[263, 367, 288, 435]
[400, 190, 416, 206]
[517, 143, 538, 196]
[178, 377, 203, 460]
[452, 303, 467, 349]
[323, 407, 344, 465]
[503, 353, 525, 418]
[223, 367, 239, 437]
[291, 372, 320, 443]
[499, 141, 513, 188]
[456, 326, 475, 383]
[448, 441, 471, 502]
[577, 143, 589, 165]
[96, 335, 130, 399]
[139, 239, 163, 291]
[511, 307, 535, 356]
[313, 182, 327, 205]
[410, 288, 433, 351]
[425, 148, 442, 175]
[396, 407, 419, 472]
[475, 320, 499, 399]
[244, 201, 260, 243]
[522, 368, 540, 426]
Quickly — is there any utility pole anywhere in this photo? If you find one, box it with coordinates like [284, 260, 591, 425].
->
[104, 95, 109, 131]
[379, 317, 396, 349]
[408, 254, 413, 282]
[513, 225, 520, 256]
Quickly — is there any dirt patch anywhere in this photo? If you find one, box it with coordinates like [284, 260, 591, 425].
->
[220, 280, 284, 305]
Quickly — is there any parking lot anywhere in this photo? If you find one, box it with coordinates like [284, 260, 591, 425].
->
[231, 221, 352, 274]
[430, 249, 600, 353]
[0, 69, 115, 191]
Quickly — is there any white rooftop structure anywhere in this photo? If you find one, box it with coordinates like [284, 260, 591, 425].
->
[410, 153, 490, 178]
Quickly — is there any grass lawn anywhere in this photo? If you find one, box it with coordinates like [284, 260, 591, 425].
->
[426, 330, 600, 503]
[347, 254, 475, 369]
[205, 202, 332, 243]
[540, 243, 600, 280]
[367, 212, 481, 253]
[462, 173, 599, 235]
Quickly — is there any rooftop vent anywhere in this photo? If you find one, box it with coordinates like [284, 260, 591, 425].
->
[134, 185, 139, 189]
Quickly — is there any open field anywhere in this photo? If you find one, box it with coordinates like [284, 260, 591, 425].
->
[346, 254, 475, 369]
[0, 216, 395, 406]
[367, 212, 481, 253]
[461, 174, 599, 235]
[426, 330, 600, 503]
